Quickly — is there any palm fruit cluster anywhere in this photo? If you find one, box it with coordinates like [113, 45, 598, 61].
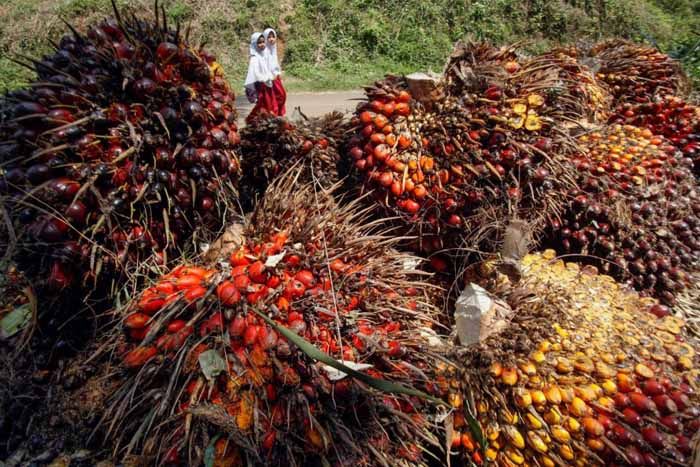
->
[239, 112, 346, 209]
[103, 170, 448, 466]
[586, 40, 688, 104]
[611, 96, 700, 176]
[449, 250, 699, 466]
[0, 5, 240, 293]
[546, 124, 700, 305]
[345, 43, 588, 256]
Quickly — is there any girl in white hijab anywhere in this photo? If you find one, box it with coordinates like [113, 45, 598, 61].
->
[244, 32, 277, 123]
[263, 28, 287, 116]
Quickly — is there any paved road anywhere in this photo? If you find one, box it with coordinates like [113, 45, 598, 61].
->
[236, 91, 364, 123]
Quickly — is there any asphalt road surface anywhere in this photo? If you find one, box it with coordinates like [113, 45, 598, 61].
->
[236, 90, 364, 124]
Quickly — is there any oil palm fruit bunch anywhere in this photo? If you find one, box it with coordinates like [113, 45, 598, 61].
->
[449, 250, 699, 466]
[345, 65, 578, 257]
[239, 112, 346, 209]
[445, 42, 613, 125]
[0, 3, 240, 294]
[611, 96, 700, 176]
[547, 124, 700, 306]
[102, 170, 448, 466]
[587, 40, 688, 104]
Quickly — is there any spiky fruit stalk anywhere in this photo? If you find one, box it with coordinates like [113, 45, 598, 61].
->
[239, 112, 346, 208]
[0, 5, 240, 294]
[450, 251, 699, 466]
[101, 169, 448, 466]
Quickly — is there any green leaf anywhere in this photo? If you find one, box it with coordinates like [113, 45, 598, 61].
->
[250, 308, 445, 406]
[465, 411, 487, 450]
[198, 349, 227, 381]
[0, 303, 31, 339]
[203, 434, 220, 467]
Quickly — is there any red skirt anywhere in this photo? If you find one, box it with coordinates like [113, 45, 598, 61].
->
[272, 76, 287, 116]
[246, 82, 278, 124]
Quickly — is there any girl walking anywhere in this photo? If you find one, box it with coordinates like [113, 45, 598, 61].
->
[244, 32, 277, 123]
[263, 28, 287, 116]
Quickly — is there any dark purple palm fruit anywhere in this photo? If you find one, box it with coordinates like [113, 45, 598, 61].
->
[544, 125, 700, 307]
[0, 2, 240, 295]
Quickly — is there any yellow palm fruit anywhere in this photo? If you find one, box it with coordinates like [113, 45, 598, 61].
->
[550, 425, 571, 443]
[518, 361, 537, 376]
[529, 350, 545, 364]
[525, 412, 543, 430]
[601, 379, 617, 395]
[543, 407, 562, 425]
[504, 447, 525, 465]
[530, 390, 547, 406]
[485, 448, 499, 461]
[564, 417, 581, 433]
[514, 388, 532, 408]
[569, 397, 589, 417]
[526, 431, 548, 453]
[544, 386, 562, 405]
[503, 425, 526, 449]
[559, 443, 575, 461]
[502, 367, 518, 385]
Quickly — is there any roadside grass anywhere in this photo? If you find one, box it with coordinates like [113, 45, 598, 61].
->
[1, 0, 698, 93]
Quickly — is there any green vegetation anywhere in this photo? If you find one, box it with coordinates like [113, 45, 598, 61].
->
[1, 0, 698, 92]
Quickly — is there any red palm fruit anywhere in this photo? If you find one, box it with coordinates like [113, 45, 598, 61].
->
[155, 282, 176, 295]
[167, 320, 187, 334]
[124, 312, 149, 329]
[230, 249, 250, 266]
[246, 284, 268, 304]
[248, 261, 267, 283]
[229, 315, 246, 337]
[294, 270, 315, 287]
[217, 281, 240, 306]
[123, 346, 157, 368]
[285, 280, 306, 299]
[359, 111, 374, 124]
[403, 199, 420, 214]
[138, 296, 165, 314]
[629, 392, 656, 413]
[653, 394, 678, 414]
[184, 286, 207, 302]
[243, 325, 259, 346]
[395, 102, 410, 116]
[234, 274, 251, 290]
[176, 275, 203, 290]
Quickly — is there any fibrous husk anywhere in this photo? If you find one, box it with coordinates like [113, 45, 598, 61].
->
[449, 250, 700, 466]
[97, 168, 451, 466]
[0, 3, 240, 300]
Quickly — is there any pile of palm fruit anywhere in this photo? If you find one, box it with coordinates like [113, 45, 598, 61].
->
[0, 3, 240, 296]
[0, 4, 699, 467]
[344, 42, 619, 259]
[450, 251, 699, 466]
[546, 124, 700, 305]
[101, 171, 448, 466]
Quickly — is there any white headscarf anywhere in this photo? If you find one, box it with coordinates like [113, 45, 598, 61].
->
[263, 28, 281, 77]
[244, 32, 272, 91]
